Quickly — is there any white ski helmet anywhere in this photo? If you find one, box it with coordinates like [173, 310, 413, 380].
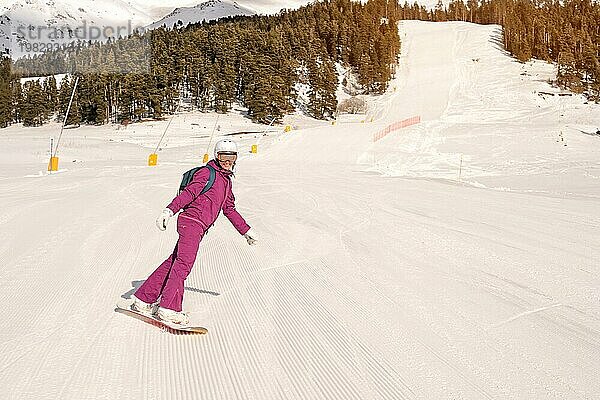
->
[214, 139, 238, 159]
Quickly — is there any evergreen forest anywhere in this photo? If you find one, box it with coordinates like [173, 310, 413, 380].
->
[0, 0, 598, 129]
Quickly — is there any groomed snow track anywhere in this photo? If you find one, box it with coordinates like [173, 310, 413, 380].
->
[1, 21, 599, 399]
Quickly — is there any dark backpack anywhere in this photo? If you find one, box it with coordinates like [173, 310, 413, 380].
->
[178, 164, 216, 196]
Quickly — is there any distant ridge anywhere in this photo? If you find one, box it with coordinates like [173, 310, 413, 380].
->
[0, 0, 154, 58]
[144, 0, 257, 31]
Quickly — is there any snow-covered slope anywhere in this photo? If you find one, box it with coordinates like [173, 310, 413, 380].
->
[362, 21, 600, 197]
[0, 21, 599, 400]
[145, 0, 256, 30]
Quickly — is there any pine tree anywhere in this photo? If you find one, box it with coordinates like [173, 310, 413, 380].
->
[210, 26, 239, 113]
[434, 0, 447, 21]
[79, 74, 108, 124]
[21, 80, 47, 127]
[557, 25, 583, 92]
[0, 57, 13, 128]
[307, 45, 338, 120]
[11, 80, 22, 123]
[44, 75, 59, 117]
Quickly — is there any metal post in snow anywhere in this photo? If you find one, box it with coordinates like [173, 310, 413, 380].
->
[262, 117, 277, 137]
[53, 76, 79, 158]
[154, 104, 180, 155]
[255, 117, 276, 145]
[205, 113, 221, 155]
[48, 138, 54, 174]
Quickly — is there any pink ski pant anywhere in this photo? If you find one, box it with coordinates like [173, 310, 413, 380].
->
[134, 215, 205, 312]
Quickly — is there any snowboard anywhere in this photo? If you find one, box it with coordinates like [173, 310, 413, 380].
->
[116, 301, 208, 334]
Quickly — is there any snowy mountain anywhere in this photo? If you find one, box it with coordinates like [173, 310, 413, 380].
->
[136, 0, 311, 20]
[129, 0, 205, 20]
[0, 0, 155, 58]
[144, 0, 256, 31]
[0, 0, 315, 58]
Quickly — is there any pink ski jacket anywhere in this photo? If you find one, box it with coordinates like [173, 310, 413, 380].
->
[166, 160, 250, 235]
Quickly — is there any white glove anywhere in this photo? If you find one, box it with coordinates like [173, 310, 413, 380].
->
[243, 228, 258, 246]
[156, 208, 174, 231]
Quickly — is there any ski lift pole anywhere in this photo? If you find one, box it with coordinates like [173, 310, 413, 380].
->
[48, 138, 57, 172]
[149, 104, 180, 166]
[253, 117, 276, 154]
[50, 76, 79, 171]
[203, 114, 220, 163]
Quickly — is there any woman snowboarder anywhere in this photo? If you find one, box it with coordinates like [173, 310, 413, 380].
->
[131, 139, 257, 325]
